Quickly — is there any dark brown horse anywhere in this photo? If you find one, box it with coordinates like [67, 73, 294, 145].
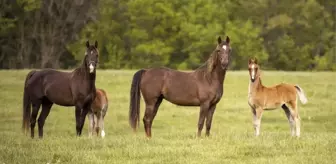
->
[22, 41, 99, 138]
[129, 36, 232, 138]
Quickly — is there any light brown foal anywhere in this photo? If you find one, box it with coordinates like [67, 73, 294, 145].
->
[247, 57, 307, 137]
[88, 88, 108, 138]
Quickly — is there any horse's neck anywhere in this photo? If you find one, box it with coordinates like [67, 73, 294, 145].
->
[248, 77, 263, 95]
[214, 66, 227, 84]
[196, 62, 226, 85]
[75, 66, 96, 91]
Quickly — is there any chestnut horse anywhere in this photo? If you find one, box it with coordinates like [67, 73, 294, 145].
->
[22, 41, 99, 138]
[247, 57, 307, 137]
[88, 88, 108, 138]
[129, 36, 232, 138]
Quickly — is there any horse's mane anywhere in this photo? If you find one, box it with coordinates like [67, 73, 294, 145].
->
[195, 49, 218, 78]
[72, 54, 88, 78]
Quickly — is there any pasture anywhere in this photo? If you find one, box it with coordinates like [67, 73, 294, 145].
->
[0, 70, 335, 164]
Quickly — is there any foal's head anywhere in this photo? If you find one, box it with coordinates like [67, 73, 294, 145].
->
[85, 41, 99, 74]
[248, 57, 260, 82]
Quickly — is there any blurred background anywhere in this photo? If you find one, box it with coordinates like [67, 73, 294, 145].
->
[0, 0, 335, 71]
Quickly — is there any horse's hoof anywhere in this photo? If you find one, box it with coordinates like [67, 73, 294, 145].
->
[101, 130, 105, 138]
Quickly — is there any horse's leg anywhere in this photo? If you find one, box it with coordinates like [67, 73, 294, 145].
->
[197, 103, 210, 137]
[251, 107, 263, 136]
[30, 100, 41, 138]
[87, 111, 94, 138]
[37, 99, 53, 138]
[78, 105, 90, 136]
[95, 112, 101, 136]
[143, 96, 163, 138]
[288, 100, 300, 137]
[75, 105, 82, 136]
[100, 104, 107, 138]
[99, 111, 105, 138]
[282, 104, 295, 136]
[205, 104, 217, 137]
[295, 113, 301, 137]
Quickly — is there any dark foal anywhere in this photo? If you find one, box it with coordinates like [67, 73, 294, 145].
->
[129, 36, 232, 138]
[22, 41, 99, 138]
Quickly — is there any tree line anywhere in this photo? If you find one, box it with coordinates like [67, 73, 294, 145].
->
[0, 0, 335, 70]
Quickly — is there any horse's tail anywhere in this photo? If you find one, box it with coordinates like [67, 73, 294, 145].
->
[294, 85, 308, 104]
[22, 70, 36, 134]
[129, 69, 145, 131]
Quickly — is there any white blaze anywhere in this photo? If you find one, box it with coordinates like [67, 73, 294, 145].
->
[251, 64, 255, 80]
[89, 63, 94, 73]
[222, 45, 227, 50]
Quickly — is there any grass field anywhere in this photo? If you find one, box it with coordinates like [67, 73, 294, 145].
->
[0, 70, 335, 164]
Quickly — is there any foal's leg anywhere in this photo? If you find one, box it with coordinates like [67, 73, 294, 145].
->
[100, 105, 107, 138]
[288, 100, 300, 137]
[98, 111, 105, 138]
[87, 111, 94, 138]
[143, 96, 163, 138]
[37, 99, 53, 138]
[30, 100, 41, 138]
[282, 104, 295, 136]
[94, 112, 101, 136]
[251, 107, 263, 136]
[197, 103, 210, 137]
[205, 104, 217, 137]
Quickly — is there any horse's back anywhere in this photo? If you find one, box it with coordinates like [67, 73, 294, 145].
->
[97, 88, 108, 104]
[141, 67, 200, 106]
[274, 83, 296, 93]
[26, 69, 74, 106]
[260, 83, 297, 106]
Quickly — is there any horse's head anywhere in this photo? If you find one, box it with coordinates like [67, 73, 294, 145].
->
[215, 36, 231, 69]
[248, 57, 260, 82]
[85, 40, 99, 74]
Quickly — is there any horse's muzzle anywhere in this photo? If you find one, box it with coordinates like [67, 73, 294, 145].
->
[89, 63, 95, 73]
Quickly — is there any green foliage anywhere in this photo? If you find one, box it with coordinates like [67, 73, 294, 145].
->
[225, 20, 268, 70]
[1, 0, 335, 70]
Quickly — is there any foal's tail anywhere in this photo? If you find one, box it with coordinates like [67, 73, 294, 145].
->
[129, 69, 145, 131]
[22, 70, 36, 134]
[295, 85, 308, 104]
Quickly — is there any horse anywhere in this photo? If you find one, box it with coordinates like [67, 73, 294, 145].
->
[129, 36, 232, 138]
[247, 57, 308, 137]
[87, 88, 108, 138]
[22, 40, 99, 138]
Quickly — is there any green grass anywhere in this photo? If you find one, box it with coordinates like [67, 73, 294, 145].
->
[0, 70, 335, 164]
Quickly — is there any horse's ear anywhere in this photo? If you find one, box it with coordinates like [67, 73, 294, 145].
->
[248, 58, 253, 64]
[254, 57, 258, 64]
[248, 57, 258, 64]
[86, 41, 90, 48]
[94, 40, 98, 48]
[226, 36, 230, 45]
[217, 36, 222, 44]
